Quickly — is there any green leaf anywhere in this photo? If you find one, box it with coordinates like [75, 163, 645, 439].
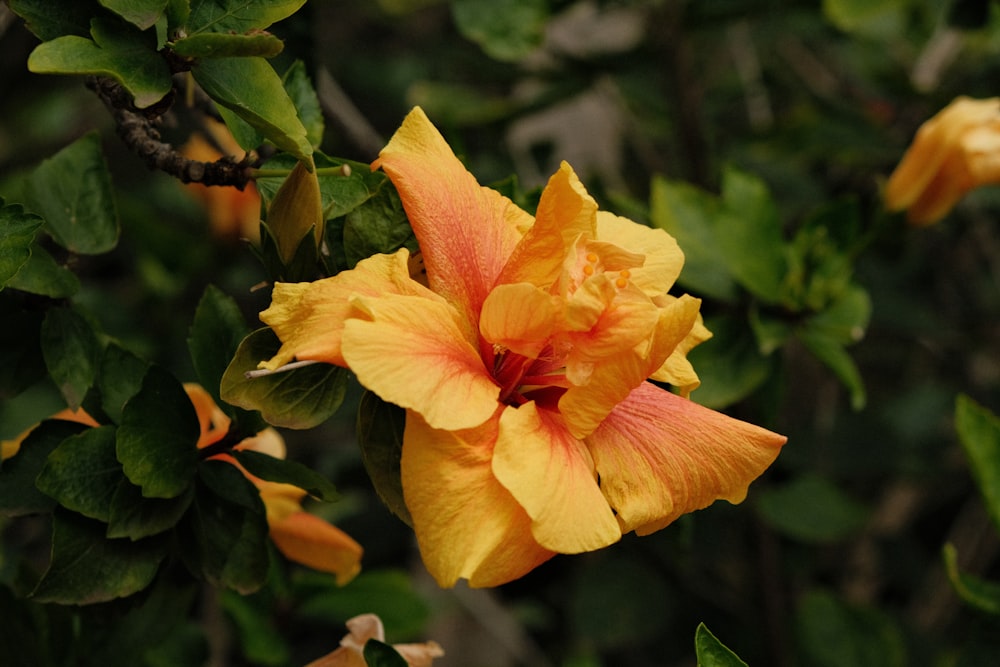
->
[822, 0, 906, 40]
[36, 425, 121, 522]
[98, 344, 150, 424]
[798, 330, 866, 410]
[100, 0, 170, 30]
[356, 391, 411, 526]
[795, 589, 905, 667]
[107, 478, 195, 539]
[363, 640, 409, 667]
[804, 285, 871, 346]
[716, 166, 787, 302]
[27, 17, 172, 109]
[24, 132, 120, 254]
[695, 623, 749, 667]
[686, 315, 773, 410]
[0, 420, 88, 517]
[343, 180, 417, 269]
[31, 511, 163, 604]
[282, 60, 324, 149]
[116, 365, 201, 498]
[231, 449, 338, 501]
[169, 31, 284, 58]
[181, 460, 269, 593]
[220, 328, 348, 429]
[256, 153, 388, 221]
[187, 285, 251, 407]
[649, 175, 739, 301]
[187, 0, 306, 33]
[4, 243, 80, 297]
[451, 0, 548, 61]
[756, 474, 868, 543]
[219, 589, 291, 666]
[7, 0, 95, 40]
[943, 543, 1000, 615]
[955, 395, 1000, 531]
[41, 306, 102, 410]
[192, 57, 312, 161]
[0, 200, 44, 290]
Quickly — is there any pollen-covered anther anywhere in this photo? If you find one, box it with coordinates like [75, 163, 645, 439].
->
[615, 270, 630, 289]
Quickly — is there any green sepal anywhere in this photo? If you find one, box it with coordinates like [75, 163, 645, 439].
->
[27, 16, 172, 109]
[192, 56, 312, 162]
[31, 510, 164, 605]
[116, 365, 200, 499]
[99, 0, 170, 30]
[24, 132, 120, 255]
[220, 328, 348, 430]
[169, 32, 284, 59]
[231, 449, 338, 501]
[107, 477, 195, 540]
[179, 459, 269, 593]
[36, 425, 121, 522]
[0, 199, 44, 290]
[363, 640, 409, 667]
[41, 306, 103, 411]
[356, 390, 411, 526]
[694, 623, 749, 667]
[0, 420, 89, 517]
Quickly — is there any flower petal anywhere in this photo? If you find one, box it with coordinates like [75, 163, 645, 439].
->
[587, 382, 786, 535]
[401, 411, 555, 587]
[184, 383, 231, 448]
[268, 510, 363, 585]
[479, 282, 559, 358]
[596, 211, 684, 295]
[493, 402, 621, 553]
[343, 294, 500, 431]
[374, 107, 525, 324]
[260, 250, 437, 370]
[498, 161, 597, 288]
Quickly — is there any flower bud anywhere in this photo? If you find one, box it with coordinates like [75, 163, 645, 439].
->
[266, 158, 323, 263]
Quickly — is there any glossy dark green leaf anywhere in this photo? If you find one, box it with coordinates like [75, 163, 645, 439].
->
[955, 394, 1000, 531]
[231, 449, 338, 501]
[0, 200, 43, 289]
[169, 32, 284, 58]
[451, 0, 548, 62]
[24, 132, 120, 254]
[31, 511, 164, 604]
[27, 17, 172, 109]
[695, 623, 749, 667]
[0, 420, 88, 517]
[4, 243, 80, 297]
[41, 306, 102, 410]
[98, 344, 150, 424]
[363, 640, 409, 667]
[107, 478, 194, 539]
[7, 0, 95, 40]
[220, 328, 348, 429]
[943, 543, 1000, 615]
[356, 391, 411, 526]
[36, 425, 121, 522]
[186, 0, 306, 33]
[116, 365, 200, 498]
[181, 460, 269, 593]
[0, 309, 46, 399]
[756, 474, 868, 543]
[649, 175, 738, 301]
[100, 0, 169, 30]
[343, 181, 417, 269]
[192, 57, 312, 161]
[282, 60, 323, 149]
[187, 285, 250, 407]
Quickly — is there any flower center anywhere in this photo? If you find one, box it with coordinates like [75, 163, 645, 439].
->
[492, 345, 569, 406]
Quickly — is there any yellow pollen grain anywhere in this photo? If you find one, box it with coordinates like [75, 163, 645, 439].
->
[619, 270, 631, 279]
[616, 276, 628, 289]
[583, 265, 595, 276]
[586, 252, 598, 263]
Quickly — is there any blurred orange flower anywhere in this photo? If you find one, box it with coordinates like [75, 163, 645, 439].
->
[885, 96, 1000, 225]
[305, 613, 444, 667]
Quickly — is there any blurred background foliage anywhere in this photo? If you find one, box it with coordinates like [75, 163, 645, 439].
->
[4, 0, 1000, 665]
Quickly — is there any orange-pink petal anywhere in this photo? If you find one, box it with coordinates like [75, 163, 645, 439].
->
[373, 107, 525, 324]
[595, 211, 684, 295]
[492, 402, 621, 553]
[479, 282, 559, 359]
[401, 411, 555, 587]
[342, 294, 500, 431]
[587, 381, 786, 535]
[267, 508, 363, 585]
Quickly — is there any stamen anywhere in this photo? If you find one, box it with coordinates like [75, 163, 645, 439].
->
[586, 252, 598, 263]
[583, 264, 595, 276]
[616, 270, 629, 289]
[245, 359, 321, 378]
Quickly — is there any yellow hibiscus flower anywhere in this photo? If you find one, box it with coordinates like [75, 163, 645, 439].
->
[305, 613, 443, 667]
[258, 107, 786, 587]
[885, 96, 1000, 225]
